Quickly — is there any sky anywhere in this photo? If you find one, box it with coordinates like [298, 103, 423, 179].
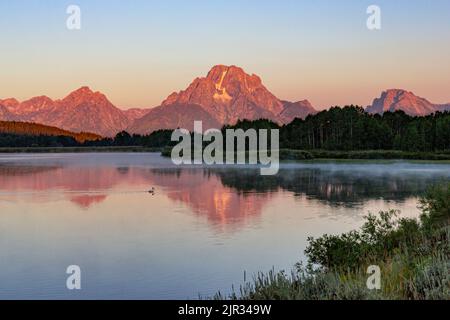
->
[1, 0, 450, 110]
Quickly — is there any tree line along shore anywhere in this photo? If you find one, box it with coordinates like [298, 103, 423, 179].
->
[1, 107, 449, 160]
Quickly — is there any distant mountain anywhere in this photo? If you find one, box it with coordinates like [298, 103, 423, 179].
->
[123, 108, 151, 122]
[366, 89, 449, 116]
[0, 121, 102, 143]
[279, 100, 316, 123]
[0, 105, 15, 121]
[0, 87, 151, 137]
[0, 66, 317, 136]
[128, 103, 221, 135]
[0, 98, 20, 110]
[7, 69, 450, 137]
[161, 65, 286, 124]
[10, 96, 55, 119]
[128, 65, 316, 134]
[40, 87, 130, 137]
[435, 104, 450, 112]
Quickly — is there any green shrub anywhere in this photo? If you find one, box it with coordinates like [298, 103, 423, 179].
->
[419, 183, 450, 231]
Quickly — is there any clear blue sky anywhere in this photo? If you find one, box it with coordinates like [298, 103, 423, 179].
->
[1, 0, 449, 109]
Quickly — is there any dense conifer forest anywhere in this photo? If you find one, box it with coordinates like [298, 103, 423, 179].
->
[1, 107, 449, 153]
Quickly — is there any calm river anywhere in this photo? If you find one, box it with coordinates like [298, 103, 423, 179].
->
[0, 153, 449, 299]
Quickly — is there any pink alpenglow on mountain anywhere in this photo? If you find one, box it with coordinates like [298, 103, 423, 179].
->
[128, 103, 221, 135]
[128, 65, 316, 134]
[0, 105, 15, 121]
[279, 100, 316, 123]
[161, 65, 285, 124]
[0, 66, 315, 136]
[366, 89, 449, 116]
[0, 98, 20, 110]
[1, 96, 54, 121]
[124, 108, 151, 122]
[3, 68, 450, 137]
[12, 96, 54, 118]
[0, 66, 316, 136]
[44, 87, 131, 137]
[0, 87, 150, 137]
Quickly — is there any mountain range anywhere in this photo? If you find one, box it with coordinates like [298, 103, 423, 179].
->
[366, 89, 450, 116]
[128, 65, 316, 134]
[1, 65, 449, 136]
[0, 87, 137, 137]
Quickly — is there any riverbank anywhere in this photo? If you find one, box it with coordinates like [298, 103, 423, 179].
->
[215, 183, 450, 300]
[2, 147, 450, 163]
[160, 147, 450, 161]
[281, 149, 450, 161]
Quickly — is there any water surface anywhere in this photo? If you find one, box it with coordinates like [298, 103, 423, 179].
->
[0, 153, 449, 299]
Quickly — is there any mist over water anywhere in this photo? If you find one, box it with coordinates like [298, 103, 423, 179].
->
[0, 153, 449, 299]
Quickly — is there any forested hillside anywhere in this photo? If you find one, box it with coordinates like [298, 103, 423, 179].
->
[1, 107, 449, 153]
[0, 121, 102, 143]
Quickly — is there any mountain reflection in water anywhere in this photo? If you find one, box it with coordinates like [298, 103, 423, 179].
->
[0, 153, 449, 299]
[1, 155, 449, 228]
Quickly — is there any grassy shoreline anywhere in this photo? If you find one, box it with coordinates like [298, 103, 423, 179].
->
[280, 149, 450, 161]
[161, 148, 450, 161]
[215, 183, 450, 300]
[2, 147, 450, 163]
